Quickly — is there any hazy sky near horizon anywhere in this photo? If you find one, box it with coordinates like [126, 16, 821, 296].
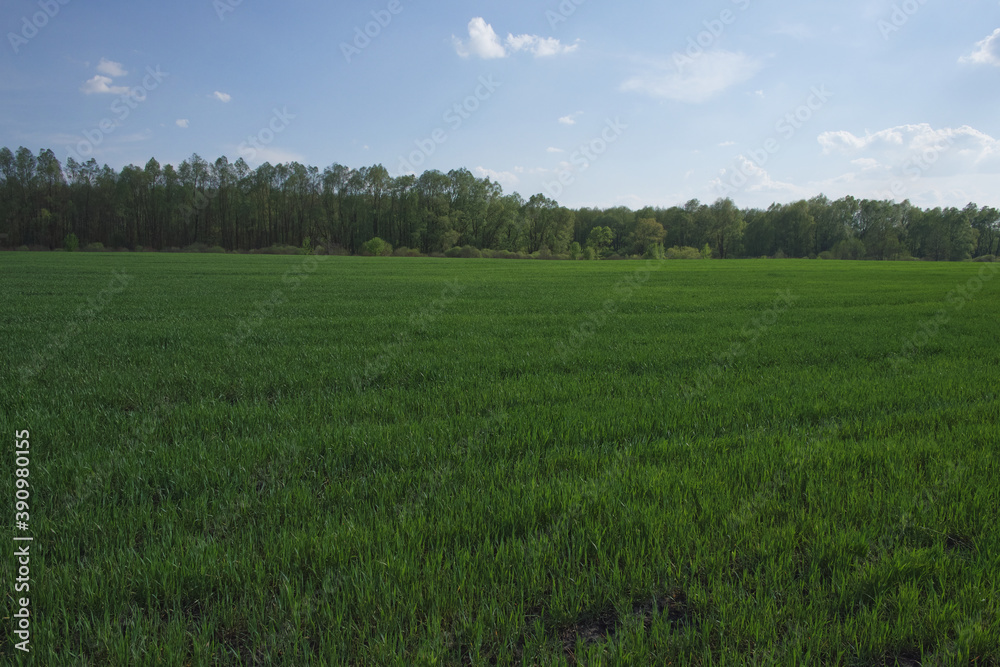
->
[2, 0, 998, 210]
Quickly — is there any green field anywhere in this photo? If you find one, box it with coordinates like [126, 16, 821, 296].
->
[2, 254, 999, 665]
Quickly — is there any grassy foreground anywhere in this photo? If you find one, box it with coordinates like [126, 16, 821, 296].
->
[2, 253, 999, 665]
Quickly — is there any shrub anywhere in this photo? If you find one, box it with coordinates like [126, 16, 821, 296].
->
[260, 244, 302, 255]
[460, 245, 482, 259]
[643, 243, 664, 260]
[184, 242, 210, 253]
[972, 255, 997, 263]
[361, 237, 392, 257]
[818, 251, 834, 260]
[665, 246, 702, 260]
[406, 248, 422, 257]
[701, 244, 713, 260]
[83, 242, 105, 252]
[208, 246, 226, 254]
[392, 246, 411, 257]
[444, 246, 463, 258]
[583, 247, 597, 260]
[16, 245, 29, 252]
[64, 233, 79, 252]
[568, 242, 583, 260]
[832, 238, 866, 260]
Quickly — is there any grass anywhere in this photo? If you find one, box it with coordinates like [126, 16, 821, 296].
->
[2, 253, 999, 665]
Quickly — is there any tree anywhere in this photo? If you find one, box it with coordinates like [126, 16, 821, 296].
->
[706, 198, 744, 259]
[634, 217, 666, 255]
[585, 226, 612, 255]
[772, 200, 815, 257]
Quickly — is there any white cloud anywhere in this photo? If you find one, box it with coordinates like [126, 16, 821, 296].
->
[960, 28, 1000, 66]
[506, 33, 579, 57]
[850, 157, 882, 171]
[718, 141, 736, 147]
[735, 157, 797, 193]
[812, 124, 1000, 205]
[547, 147, 564, 153]
[453, 17, 578, 59]
[621, 50, 763, 103]
[474, 166, 520, 188]
[817, 124, 1000, 172]
[558, 112, 582, 125]
[96, 58, 127, 77]
[213, 91, 232, 103]
[80, 75, 130, 95]
[176, 119, 190, 129]
[453, 17, 507, 59]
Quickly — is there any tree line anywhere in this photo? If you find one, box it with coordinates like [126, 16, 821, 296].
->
[2, 147, 998, 260]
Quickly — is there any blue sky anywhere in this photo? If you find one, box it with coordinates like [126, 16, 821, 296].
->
[2, 0, 999, 209]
